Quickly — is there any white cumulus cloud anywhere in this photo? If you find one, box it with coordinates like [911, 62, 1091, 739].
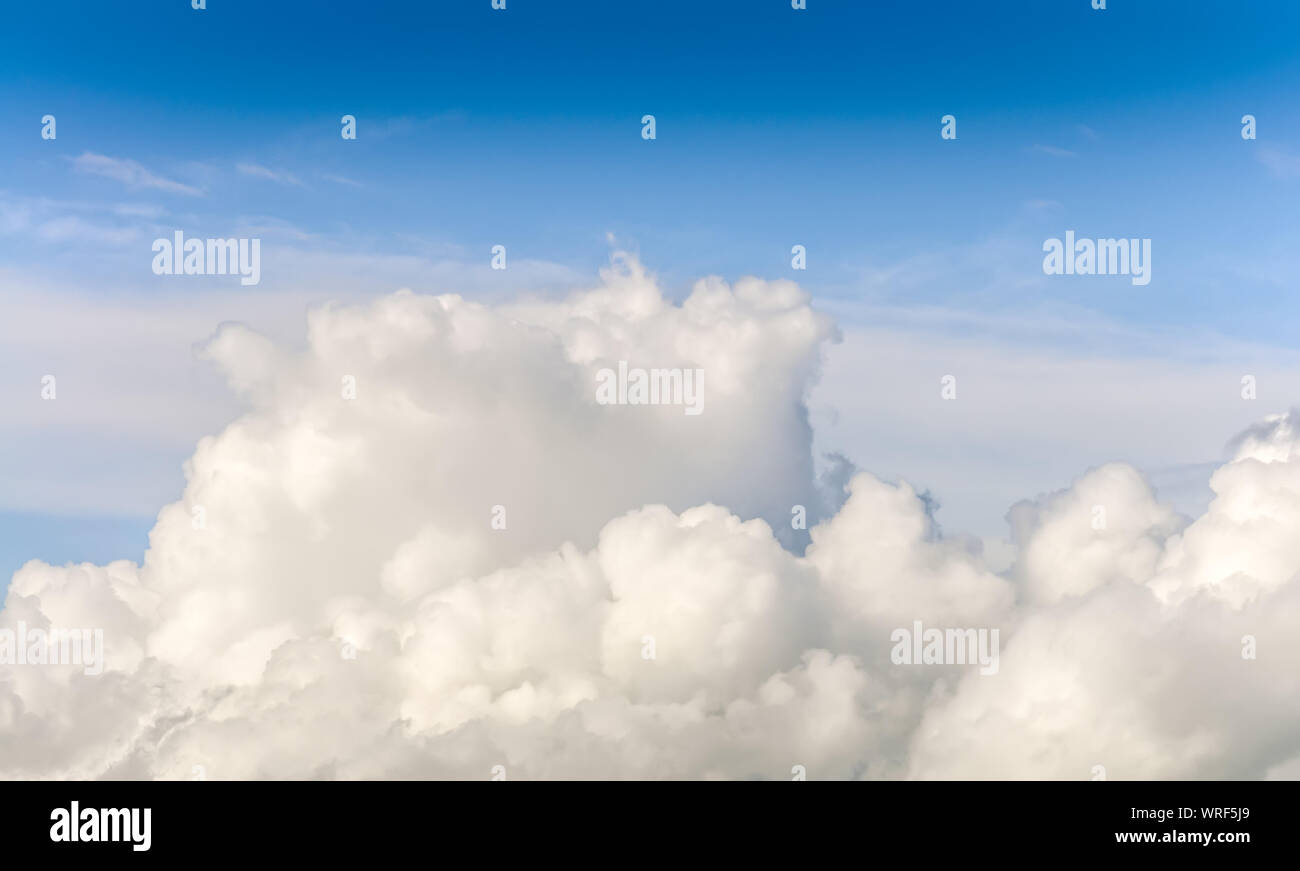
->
[2, 255, 1298, 780]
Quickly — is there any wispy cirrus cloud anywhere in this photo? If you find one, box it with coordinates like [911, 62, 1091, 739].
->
[362, 111, 465, 141]
[34, 216, 141, 246]
[111, 202, 167, 219]
[0, 191, 158, 246]
[1256, 145, 1300, 180]
[1027, 144, 1078, 159]
[321, 173, 364, 188]
[237, 162, 306, 187]
[71, 152, 204, 196]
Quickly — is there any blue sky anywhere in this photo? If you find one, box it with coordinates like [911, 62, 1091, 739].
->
[3, 0, 1300, 582]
